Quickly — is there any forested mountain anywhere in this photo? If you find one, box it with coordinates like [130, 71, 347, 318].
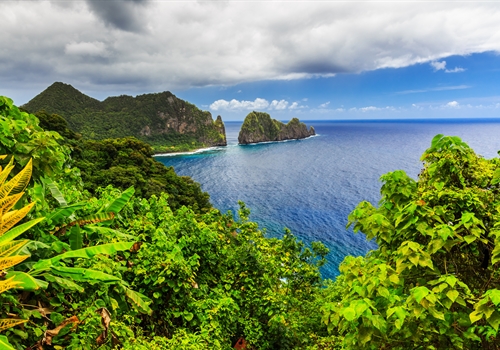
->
[23, 82, 227, 152]
[238, 111, 315, 144]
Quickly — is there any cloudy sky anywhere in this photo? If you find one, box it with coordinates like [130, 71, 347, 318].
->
[2, 0, 500, 120]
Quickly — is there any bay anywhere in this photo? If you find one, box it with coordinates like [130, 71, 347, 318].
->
[156, 119, 500, 279]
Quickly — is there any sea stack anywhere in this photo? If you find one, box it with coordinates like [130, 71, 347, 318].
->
[238, 111, 315, 145]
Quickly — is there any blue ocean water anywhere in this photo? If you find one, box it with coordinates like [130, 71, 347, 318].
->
[156, 119, 500, 279]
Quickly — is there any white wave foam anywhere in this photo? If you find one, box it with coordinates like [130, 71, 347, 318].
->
[154, 146, 224, 157]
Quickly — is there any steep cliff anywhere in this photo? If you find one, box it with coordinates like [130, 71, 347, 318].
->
[238, 111, 315, 145]
[23, 82, 227, 152]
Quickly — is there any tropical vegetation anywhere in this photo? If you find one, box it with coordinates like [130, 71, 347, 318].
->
[22, 82, 226, 153]
[1, 92, 500, 349]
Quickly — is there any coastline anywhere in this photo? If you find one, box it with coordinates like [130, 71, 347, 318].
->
[238, 133, 319, 146]
[154, 146, 226, 157]
[154, 134, 320, 157]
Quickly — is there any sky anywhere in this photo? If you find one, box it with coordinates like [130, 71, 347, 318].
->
[1, 0, 500, 121]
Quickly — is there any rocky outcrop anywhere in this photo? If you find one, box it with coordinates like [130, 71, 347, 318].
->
[23, 82, 227, 151]
[238, 111, 315, 145]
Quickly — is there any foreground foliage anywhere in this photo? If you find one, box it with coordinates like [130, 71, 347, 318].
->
[324, 135, 500, 349]
[2, 95, 334, 349]
[8, 90, 500, 349]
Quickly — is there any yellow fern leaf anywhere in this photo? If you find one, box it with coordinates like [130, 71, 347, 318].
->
[0, 318, 28, 332]
[0, 240, 28, 258]
[0, 165, 15, 195]
[0, 193, 23, 217]
[0, 202, 35, 236]
[0, 158, 32, 199]
[0, 255, 29, 271]
[0, 156, 7, 161]
[0, 276, 21, 294]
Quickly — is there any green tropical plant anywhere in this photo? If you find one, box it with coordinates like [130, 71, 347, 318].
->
[323, 135, 500, 349]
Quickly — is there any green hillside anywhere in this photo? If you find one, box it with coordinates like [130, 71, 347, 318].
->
[23, 82, 227, 153]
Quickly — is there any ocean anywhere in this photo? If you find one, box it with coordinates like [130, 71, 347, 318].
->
[156, 119, 500, 279]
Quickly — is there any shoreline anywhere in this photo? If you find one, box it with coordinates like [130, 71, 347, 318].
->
[238, 133, 319, 146]
[154, 134, 319, 157]
[154, 146, 226, 157]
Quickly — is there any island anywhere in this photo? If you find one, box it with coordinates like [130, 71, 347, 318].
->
[22, 82, 227, 153]
[238, 111, 315, 145]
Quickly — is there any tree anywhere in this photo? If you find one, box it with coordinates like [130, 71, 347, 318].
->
[323, 135, 500, 349]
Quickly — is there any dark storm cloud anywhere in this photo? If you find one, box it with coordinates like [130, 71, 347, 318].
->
[85, 0, 149, 32]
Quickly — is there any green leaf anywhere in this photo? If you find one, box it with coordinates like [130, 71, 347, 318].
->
[5, 271, 42, 291]
[0, 218, 44, 245]
[42, 176, 67, 207]
[487, 311, 500, 331]
[434, 182, 445, 191]
[46, 202, 86, 224]
[124, 286, 152, 315]
[470, 310, 483, 324]
[83, 225, 138, 241]
[0, 335, 15, 350]
[103, 186, 135, 214]
[69, 225, 82, 250]
[378, 286, 390, 299]
[412, 286, 430, 303]
[429, 307, 445, 320]
[343, 307, 356, 321]
[50, 266, 122, 283]
[463, 235, 477, 244]
[487, 289, 500, 305]
[184, 312, 194, 322]
[43, 273, 84, 293]
[446, 290, 459, 303]
[46, 242, 133, 265]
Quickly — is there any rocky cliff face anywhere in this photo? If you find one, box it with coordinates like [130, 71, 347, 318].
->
[238, 111, 315, 145]
[23, 82, 227, 151]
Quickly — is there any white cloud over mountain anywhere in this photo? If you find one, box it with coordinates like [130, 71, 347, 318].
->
[1, 0, 500, 100]
[210, 98, 298, 111]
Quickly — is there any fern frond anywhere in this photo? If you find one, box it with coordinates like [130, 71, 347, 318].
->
[0, 277, 21, 294]
[0, 240, 28, 258]
[0, 165, 15, 193]
[0, 193, 23, 217]
[0, 318, 28, 332]
[0, 159, 32, 199]
[0, 255, 29, 271]
[0, 202, 35, 236]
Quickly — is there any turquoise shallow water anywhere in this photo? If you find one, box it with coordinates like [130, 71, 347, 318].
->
[156, 119, 500, 279]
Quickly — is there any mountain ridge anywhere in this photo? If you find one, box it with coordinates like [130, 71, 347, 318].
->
[22, 82, 227, 153]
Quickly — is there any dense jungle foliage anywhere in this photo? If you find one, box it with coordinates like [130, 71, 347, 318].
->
[22, 82, 226, 153]
[35, 110, 211, 214]
[2, 93, 500, 349]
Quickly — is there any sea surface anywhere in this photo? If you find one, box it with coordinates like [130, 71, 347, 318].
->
[156, 119, 500, 279]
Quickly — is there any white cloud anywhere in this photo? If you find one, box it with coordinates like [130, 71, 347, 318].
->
[349, 106, 398, 112]
[210, 98, 303, 111]
[445, 67, 466, 73]
[430, 61, 447, 71]
[210, 98, 270, 111]
[0, 1, 498, 99]
[397, 85, 470, 94]
[430, 60, 465, 73]
[446, 101, 460, 108]
[319, 101, 330, 108]
[269, 100, 289, 110]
